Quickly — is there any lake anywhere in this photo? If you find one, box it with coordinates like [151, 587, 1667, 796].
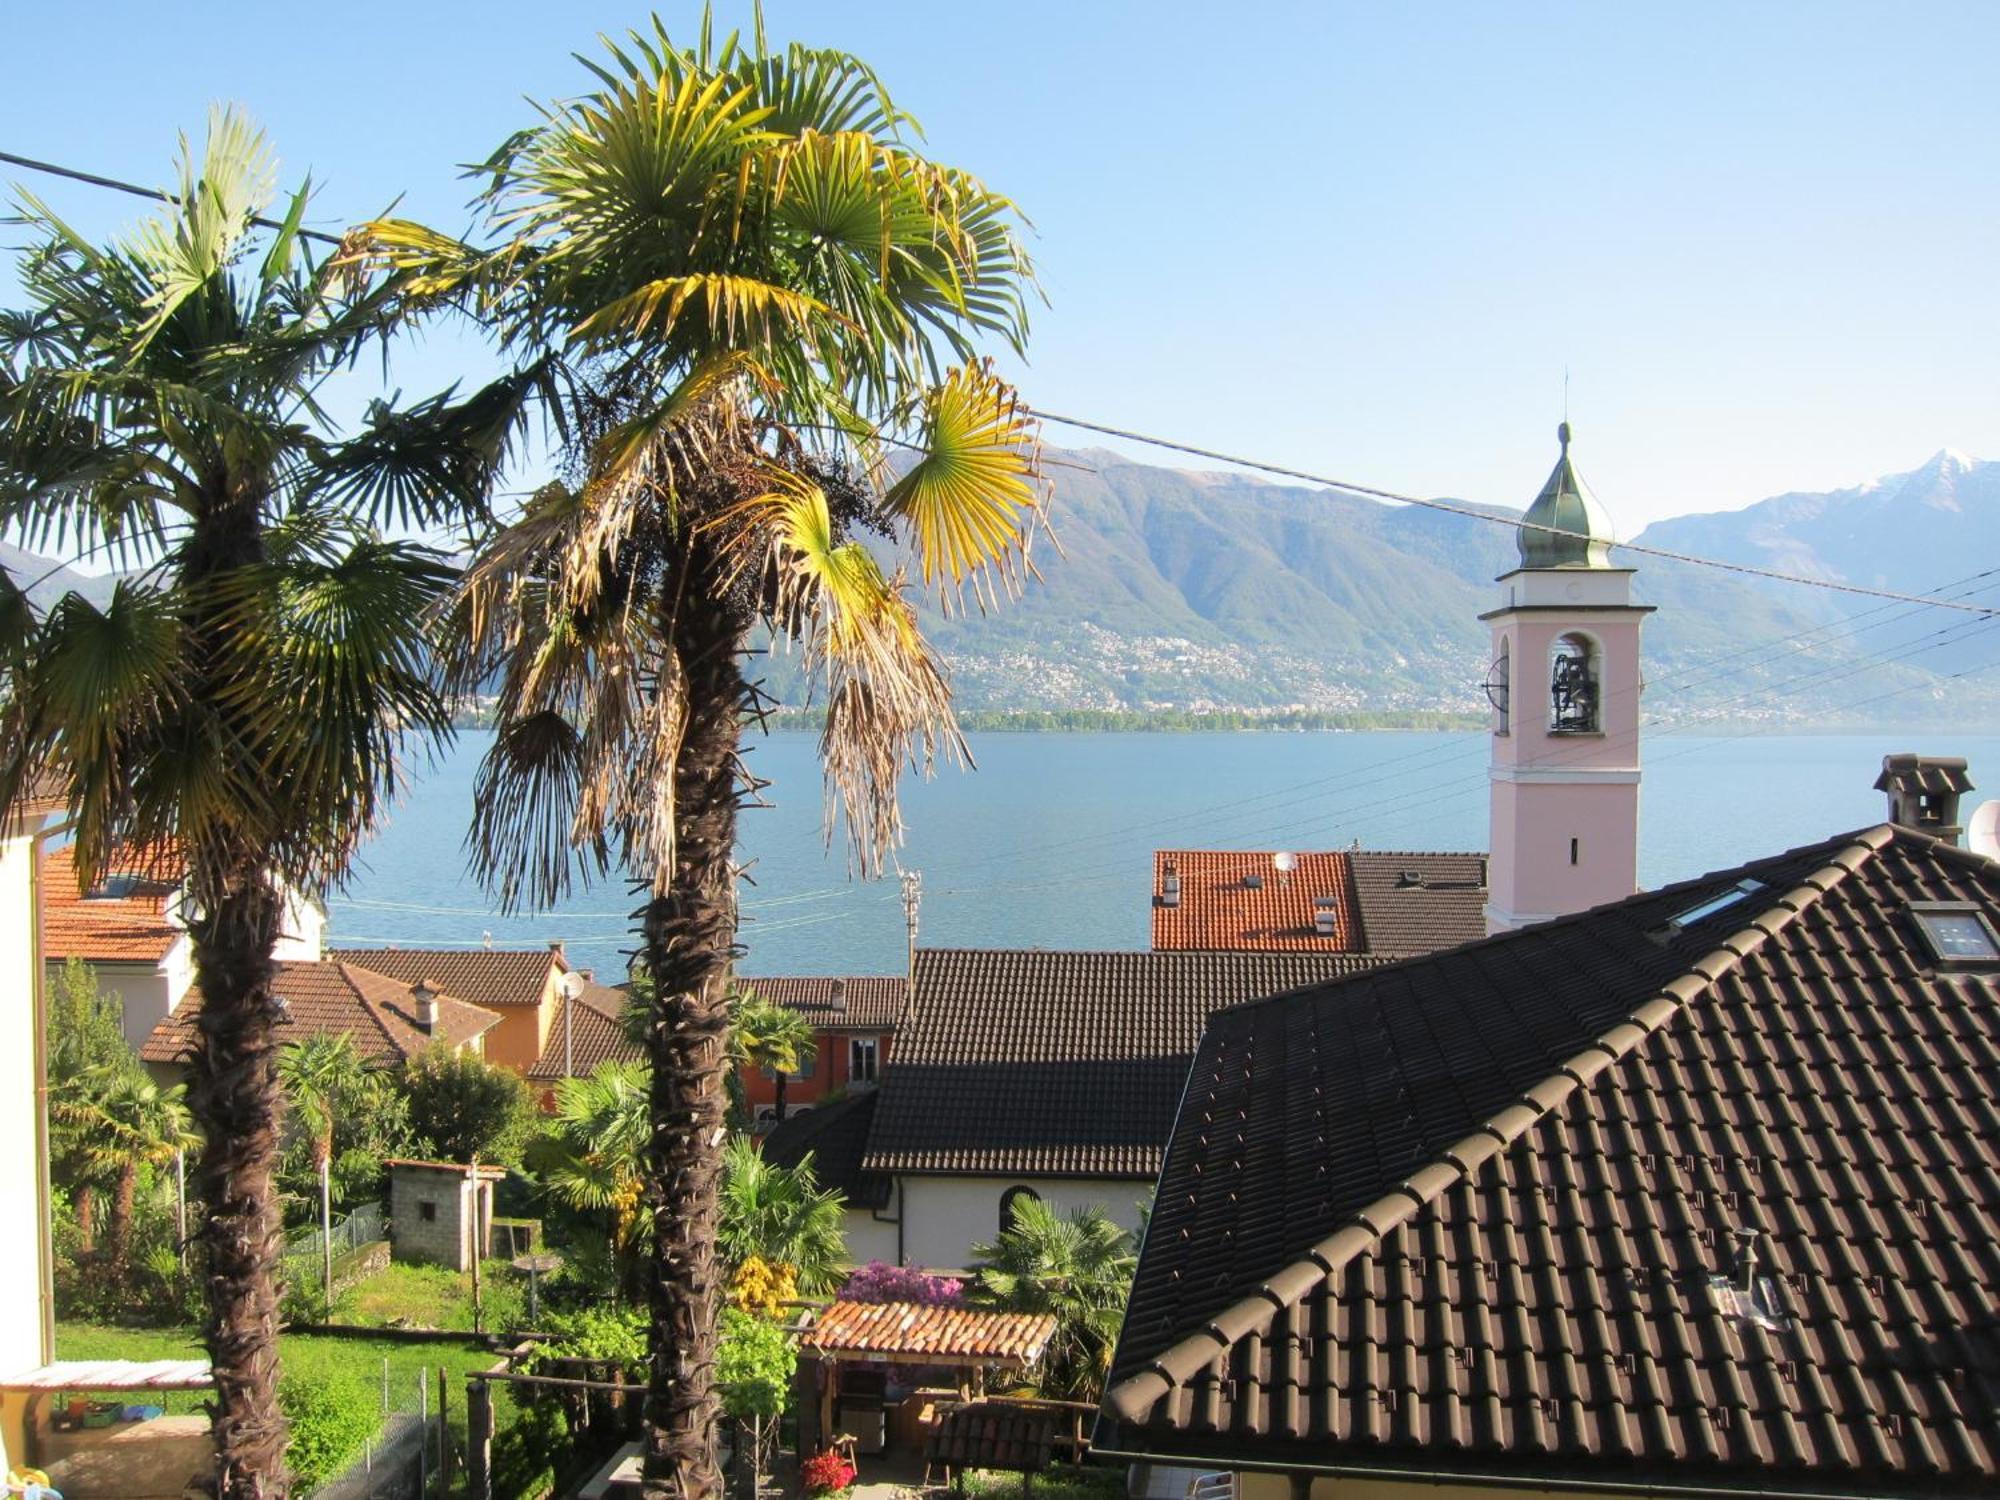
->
[331, 728, 2000, 980]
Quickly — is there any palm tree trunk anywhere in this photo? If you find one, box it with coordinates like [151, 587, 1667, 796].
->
[639, 557, 749, 1500]
[185, 863, 291, 1499]
[76, 1185, 97, 1256]
[773, 1072, 787, 1125]
[107, 1160, 138, 1283]
[319, 1153, 334, 1324]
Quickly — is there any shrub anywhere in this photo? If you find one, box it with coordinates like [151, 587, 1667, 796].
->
[728, 1255, 797, 1318]
[801, 1449, 857, 1496]
[717, 1308, 795, 1422]
[398, 1046, 538, 1167]
[280, 1372, 379, 1489]
[843, 1260, 964, 1306]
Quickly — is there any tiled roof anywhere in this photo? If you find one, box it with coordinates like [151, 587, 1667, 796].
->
[1152, 850, 1361, 951]
[40, 843, 182, 963]
[863, 949, 1382, 1178]
[1347, 850, 1489, 956]
[802, 1300, 1057, 1367]
[1152, 848, 1487, 955]
[737, 975, 907, 1031]
[526, 983, 642, 1081]
[326, 947, 559, 1009]
[1099, 825, 2000, 1497]
[761, 1090, 892, 1211]
[141, 961, 501, 1065]
[1875, 753, 1974, 797]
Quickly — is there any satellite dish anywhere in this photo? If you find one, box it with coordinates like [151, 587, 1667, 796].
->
[1273, 851, 1298, 874]
[1969, 800, 2000, 861]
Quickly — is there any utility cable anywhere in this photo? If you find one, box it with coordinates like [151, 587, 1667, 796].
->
[0, 147, 346, 246]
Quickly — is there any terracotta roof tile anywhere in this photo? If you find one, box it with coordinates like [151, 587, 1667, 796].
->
[1099, 825, 2000, 1498]
[802, 1300, 1057, 1366]
[1152, 850, 1361, 951]
[327, 948, 558, 1009]
[738, 975, 906, 1031]
[864, 949, 1382, 1179]
[40, 844, 181, 963]
[526, 983, 643, 1081]
[141, 961, 501, 1065]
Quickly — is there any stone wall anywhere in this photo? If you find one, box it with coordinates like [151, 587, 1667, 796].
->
[389, 1166, 491, 1270]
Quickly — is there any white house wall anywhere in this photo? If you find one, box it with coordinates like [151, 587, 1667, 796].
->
[0, 820, 54, 1458]
[67, 956, 183, 1052]
[274, 884, 325, 963]
[838, 1207, 900, 1268]
[895, 1174, 1153, 1273]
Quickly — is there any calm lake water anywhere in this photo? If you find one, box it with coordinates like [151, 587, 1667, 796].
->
[332, 729, 2000, 980]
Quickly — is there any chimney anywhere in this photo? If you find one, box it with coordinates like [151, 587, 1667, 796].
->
[829, 978, 847, 1013]
[1159, 860, 1181, 909]
[1313, 896, 1339, 936]
[548, 940, 566, 964]
[412, 979, 439, 1033]
[1875, 753, 1974, 844]
[578, 969, 594, 983]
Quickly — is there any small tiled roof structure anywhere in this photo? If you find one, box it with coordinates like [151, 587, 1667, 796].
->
[1097, 824, 2000, 1497]
[526, 980, 642, 1081]
[761, 1090, 892, 1210]
[142, 961, 501, 1065]
[863, 949, 1382, 1179]
[1152, 848, 1486, 956]
[327, 947, 561, 1009]
[40, 843, 182, 962]
[802, 1299, 1057, 1368]
[738, 975, 906, 1031]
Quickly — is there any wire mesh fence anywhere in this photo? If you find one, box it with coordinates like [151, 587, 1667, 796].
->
[304, 1358, 450, 1500]
[284, 1200, 387, 1262]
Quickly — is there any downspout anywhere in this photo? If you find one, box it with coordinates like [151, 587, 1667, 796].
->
[29, 814, 74, 1365]
[866, 1177, 904, 1266]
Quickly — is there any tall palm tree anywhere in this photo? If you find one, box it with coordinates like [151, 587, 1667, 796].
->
[970, 1200, 1136, 1402]
[364, 18, 1043, 1494]
[716, 1137, 845, 1295]
[730, 988, 816, 1123]
[0, 112, 530, 1496]
[53, 1069, 199, 1284]
[278, 1034, 368, 1320]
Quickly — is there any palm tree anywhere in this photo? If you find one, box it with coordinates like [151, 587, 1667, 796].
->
[970, 1199, 1136, 1402]
[53, 1069, 198, 1284]
[278, 1034, 368, 1321]
[730, 988, 816, 1123]
[0, 113, 529, 1496]
[364, 19, 1043, 1494]
[716, 1137, 845, 1296]
[541, 1060, 653, 1298]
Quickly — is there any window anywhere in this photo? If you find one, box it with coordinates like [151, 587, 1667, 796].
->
[1550, 633, 1600, 733]
[1910, 903, 2000, 968]
[759, 1046, 816, 1081]
[1000, 1185, 1041, 1236]
[1663, 879, 1765, 931]
[419, 1201, 437, 1223]
[849, 1037, 879, 1084]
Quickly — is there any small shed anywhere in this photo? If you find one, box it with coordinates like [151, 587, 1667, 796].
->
[796, 1300, 1057, 1459]
[386, 1159, 506, 1270]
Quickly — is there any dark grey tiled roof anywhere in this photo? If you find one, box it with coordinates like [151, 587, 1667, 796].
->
[1348, 850, 1489, 956]
[762, 1090, 892, 1211]
[1099, 825, 2000, 1497]
[862, 949, 1383, 1179]
[526, 983, 641, 1081]
[738, 976, 906, 1032]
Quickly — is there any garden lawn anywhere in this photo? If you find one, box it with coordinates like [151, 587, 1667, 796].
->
[338, 1260, 525, 1334]
[56, 1322, 530, 1480]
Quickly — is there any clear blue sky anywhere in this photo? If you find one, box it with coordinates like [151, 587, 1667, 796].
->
[5, 1, 1997, 532]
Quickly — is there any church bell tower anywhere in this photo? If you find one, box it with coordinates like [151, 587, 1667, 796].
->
[1484, 425, 1652, 934]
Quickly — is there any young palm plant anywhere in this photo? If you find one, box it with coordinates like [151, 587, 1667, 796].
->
[0, 112, 531, 1496]
[730, 987, 817, 1123]
[278, 1034, 369, 1321]
[971, 1199, 1136, 1402]
[716, 1136, 846, 1296]
[541, 1060, 653, 1299]
[52, 1068, 199, 1284]
[364, 18, 1044, 1494]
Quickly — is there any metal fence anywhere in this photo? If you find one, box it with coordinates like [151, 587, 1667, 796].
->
[304, 1360, 449, 1500]
[286, 1200, 386, 1262]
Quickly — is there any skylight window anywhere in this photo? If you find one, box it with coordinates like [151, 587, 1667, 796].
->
[1909, 903, 2000, 969]
[1666, 879, 1765, 930]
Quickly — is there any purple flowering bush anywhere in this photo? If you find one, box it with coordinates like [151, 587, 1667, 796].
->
[843, 1260, 965, 1306]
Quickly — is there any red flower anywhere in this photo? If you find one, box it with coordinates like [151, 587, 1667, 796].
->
[802, 1450, 858, 1495]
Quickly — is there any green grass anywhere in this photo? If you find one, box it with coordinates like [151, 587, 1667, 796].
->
[339, 1260, 526, 1334]
[963, 1466, 1127, 1500]
[56, 1321, 528, 1482]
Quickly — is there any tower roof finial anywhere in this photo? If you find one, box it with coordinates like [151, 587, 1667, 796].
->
[1517, 424, 1615, 569]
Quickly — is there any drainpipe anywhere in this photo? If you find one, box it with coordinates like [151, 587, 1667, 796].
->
[29, 813, 74, 1365]
[866, 1178, 905, 1266]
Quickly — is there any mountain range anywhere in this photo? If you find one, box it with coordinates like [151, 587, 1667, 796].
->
[6, 448, 1996, 728]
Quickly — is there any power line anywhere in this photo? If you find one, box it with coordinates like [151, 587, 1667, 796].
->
[8, 144, 1993, 621]
[1026, 408, 2000, 619]
[0, 147, 346, 247]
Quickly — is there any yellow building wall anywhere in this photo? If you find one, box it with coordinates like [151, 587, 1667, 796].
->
[479, 964, 561, 1075]
[0, 820, 54, 1464]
